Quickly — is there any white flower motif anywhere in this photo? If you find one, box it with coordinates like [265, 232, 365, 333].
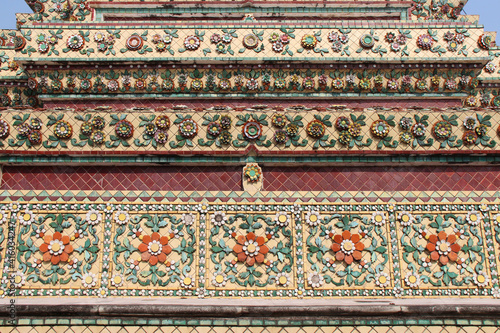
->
[473, 271, 490, 287]
[184, 36, 200, 50]
[398, 211, 414, 226]
[180, 275, 194, 289]
[466, 211, 481, 226]
[82, 272, 97, 288]
[9, 202, 21, 213]
[111, 274, 124, 288]
[492, 287, 500, 298]
[103, 204, 115, 214]
[97, 287, 108, 298]
[463, 116, 477, 130]
[274, 212, 290, 227]
[492, 214, 500, 226]
[210, 212, 226, 227]
[12, 272, 25, 288]
[18, 209, 35, 226]
[275, 272, 290, 286]
[114, 210, 130, 225]
[86, 209, 102, 225]
[0, 210, 8, 225]
[196, 203, 209, 213]
[211, 272, 227, 287]
[404, 271, 421, 288]
[305, 211, 321, 227]
[375, 272, 390, 288]
[371, 212, 386, 226]
[307, 272, 324, 288]
[479, 204, 489, 212]
[181, 213, 196, 226]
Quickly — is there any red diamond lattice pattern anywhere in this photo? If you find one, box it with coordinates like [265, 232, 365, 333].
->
[1, 166, 242, 191]
[264, 166, 500, 192]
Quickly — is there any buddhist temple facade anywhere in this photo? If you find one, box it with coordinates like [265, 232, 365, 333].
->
[1, 0, 500, 331]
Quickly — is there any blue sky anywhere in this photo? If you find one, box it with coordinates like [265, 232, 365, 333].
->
[1, 1, 500, 37]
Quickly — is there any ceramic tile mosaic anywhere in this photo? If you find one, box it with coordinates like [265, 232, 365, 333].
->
[3, 165, 500, 193]
[1, 0, 500, 328]
[1, 166, 242, 192]
[0, 196, 499, 299]
[0, 107, 498, 154]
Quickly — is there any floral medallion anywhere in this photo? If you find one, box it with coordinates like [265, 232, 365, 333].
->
[478, 34, 493, 50]
[432, 121, 452, 140]
[243, 164, 262, 182]
[126, 35, 144, 51]
[301, 35, 317, 49]
[359, 34, 375, 49]
[53, 120, 73, 139]
[66, 34, 84, 50]
[371, 119, 390, 138]
[306, 120, 326, 139]
[243, 34, 259, 49]
[176, 118, 197, 138]
[184, 36, 201, 50]
[242, 120, 263, 140]
[0, 119, 10, 139]
[417, 34, 434, 50]
[115, 120, 134, 139]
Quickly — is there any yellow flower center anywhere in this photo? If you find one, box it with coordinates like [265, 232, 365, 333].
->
[14, 276, 22, 284]
[150, 243, 160, 253]
[113, 276, 122, 285]
[408, 275, 417, 284]
[118, 213, 127, 221]
[23, 213, 31, 221]
[12, 205, 18, 210]
[439, 243, 449, 252]
[469, 214, 477, 222]
[51, 243, 61, 252]
[375, 215, 383, 223]
[378, 276, 387, 284]
[343, 241, 353, 251]
[477, 275, 485, 283]
[183, 277, 192, 285]
[402, 215, 410, 223]
[496, 216, 500, 223]
[278, 215, 287, 223]
[279, 276, 288, 285]
[215, 275, 224, 284]
[85, 276, 94, 284]
[309, 214, 318, 222]
[247, 244, 257, 253]
[90, 213, 97, 221]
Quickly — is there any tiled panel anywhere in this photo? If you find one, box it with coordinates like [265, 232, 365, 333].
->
[264, 166, 500, 192]
[4, 166, 500, 193]
[2, 199, 498, 299]
[1, 166, 242, 191]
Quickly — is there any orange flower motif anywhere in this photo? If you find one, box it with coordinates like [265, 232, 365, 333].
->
[331, 230, 364, 265]
[39, 232, 73, 265]
[233, 232, 269, 266]
[138, 232, 172, 265]
[137, 232, 172, 265]
[426, 231, 460, 265]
